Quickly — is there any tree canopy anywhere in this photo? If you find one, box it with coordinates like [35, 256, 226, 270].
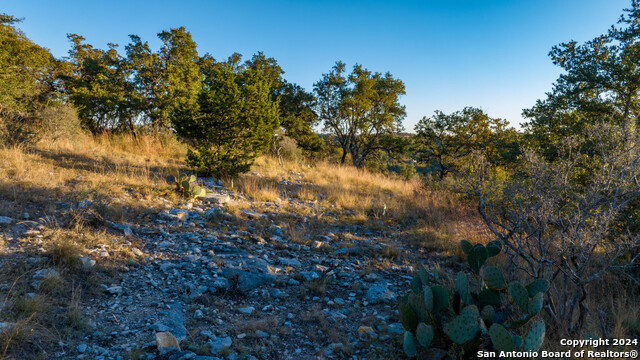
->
[414, 107, 513, 179]
[314, 61, 406, 167]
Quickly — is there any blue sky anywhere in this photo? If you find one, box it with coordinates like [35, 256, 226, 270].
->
[3, 0, 630, 130]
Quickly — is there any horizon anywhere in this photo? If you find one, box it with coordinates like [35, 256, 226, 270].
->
[3, 0, 630, 130]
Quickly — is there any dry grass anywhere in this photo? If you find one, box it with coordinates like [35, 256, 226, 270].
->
[243, 156, 481, 252]
[0, 132, 185, 220]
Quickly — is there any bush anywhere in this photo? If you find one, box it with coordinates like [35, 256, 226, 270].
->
[0, 103, 83, 146]
[37, 103, 84, 144]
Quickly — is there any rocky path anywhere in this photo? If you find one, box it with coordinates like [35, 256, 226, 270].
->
[2, 178, 447, 360]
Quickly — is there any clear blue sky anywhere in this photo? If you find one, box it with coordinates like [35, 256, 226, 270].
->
[3, 0, 630, 130]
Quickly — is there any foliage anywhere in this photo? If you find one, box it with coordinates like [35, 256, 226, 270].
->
[63, 34, 133, 133]
[126, 27, 202, 133]
[464, 122, 640, 335]
[398, 162, 418, 180]
[171, 58, 279, 178]
[166, 173, 206, 199]
[414, 107, 516, 179]
[276, 82, 324, 157]
[399, 240, 548, 358]
[314, 61, 406, 167]
[523, 1, 640, 159]
[0, 13, 63, 145]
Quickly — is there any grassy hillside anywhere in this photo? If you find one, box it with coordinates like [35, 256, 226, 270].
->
[0, 134, 485, 359]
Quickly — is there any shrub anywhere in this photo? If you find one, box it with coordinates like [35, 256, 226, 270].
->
[399, 240, 548, 358]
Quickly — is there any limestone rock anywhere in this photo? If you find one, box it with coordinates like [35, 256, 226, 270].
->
[155, 332, 180, 355]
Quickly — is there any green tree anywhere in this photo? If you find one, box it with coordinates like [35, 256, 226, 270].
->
[276, 82, 324, 157]
[414, 107, 511, 179]
[244, 53, 324, 157]
[126, 27, 201, 134]
[524, 1, 640, 158]
[314, 61, 406, 167]
[0, 13, 61, 143]
[171, 58, 279, 178]
[63, 34, 132, 133]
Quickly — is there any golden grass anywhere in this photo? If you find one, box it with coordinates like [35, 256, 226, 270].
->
[245, 156, 481, 252]
[0, 133, 185, 219]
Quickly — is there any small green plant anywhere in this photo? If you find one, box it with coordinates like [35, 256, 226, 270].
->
[399, 240, 549, 358]
[166, 173, 206, 199]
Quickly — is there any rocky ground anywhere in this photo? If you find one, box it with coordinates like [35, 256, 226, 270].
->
[0, 173, 465, 360]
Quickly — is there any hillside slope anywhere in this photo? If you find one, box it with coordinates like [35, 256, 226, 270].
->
[0, 135, 484, 359]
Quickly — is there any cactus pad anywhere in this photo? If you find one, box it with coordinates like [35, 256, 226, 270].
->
[423, 286, 433, 313]
[403, 331, 418, 357]
[489, 323, 515, 352]
[445, 314, 480, 344]
[483, 266, 507, 290]
[411, 276, 423, 293]
[524, 320, 545, 352]
[408, 293, 429, 323]
[478, 289, 501, 308]
[468, 244, 488, 274]
[431, 285, 449, 312]
[525, 279, 550, 297]
[419, 266, 430, 286]
[508, 281, 530, 312]
[461, 305, 480, 319]
[486, 240, 502, 257]
[481, 305, 495, 323]
[460, 240, 473, 254]
[399, 301, 418, 332]
[513, 335, 523, 350]
[528, 292, 544, 315]
[416, 323, 434, 348]
[190, 185, 206, 197]
[456, 271, 471, 304]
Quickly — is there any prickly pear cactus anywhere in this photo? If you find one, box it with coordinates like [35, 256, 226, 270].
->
[403, 331, 418, 356]
[167, 173, 206, 199]
[524, 321, 545, 352]
[411, 276, 423, 293]
[468, 244, 488, 274]
[456, 271, 471, 304]
[528, 292, 544, 315]
[478, 288, 501, 308]
[489, 323, 515, 352]
[485, 240, 503, 257]
[460, 239, 473, 254]
[399, 301, 418, 333]
[508, 281, 530, 312]
[415, 323, 434, 348]
[460, 305, 480, 319]
[431, 285, 449, 312]
[483, 266, 507, 290]
[423, 286, 433, 313]
[445, 314, 480, 344]
[398, 239, 549, 357]
[408, 293, 429, 323]
[525, 279, 550, 297]
[481, 305, 495, 323]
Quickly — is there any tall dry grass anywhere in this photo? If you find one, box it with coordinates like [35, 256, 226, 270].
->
[0, 132, 186, 218]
